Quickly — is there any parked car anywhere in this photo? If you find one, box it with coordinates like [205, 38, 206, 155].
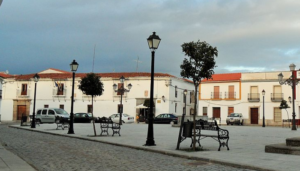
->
[226, 113, 244, 125]
[35, 108, 70, 123]
[74, 113, 93, 123]
[109, 113, 134, 123]
[146, 113, 178, 124]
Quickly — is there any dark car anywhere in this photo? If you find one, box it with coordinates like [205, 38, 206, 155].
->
[146, 113, 178, 124]
[74, 113, 93, 123]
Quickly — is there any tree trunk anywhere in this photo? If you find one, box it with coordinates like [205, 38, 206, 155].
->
[192, 83, 199, 150]
[92, 96, 97, 136]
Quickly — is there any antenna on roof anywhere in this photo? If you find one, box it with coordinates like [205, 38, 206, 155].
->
[92, 44, 96, 72]
[134, 56, 142, 72]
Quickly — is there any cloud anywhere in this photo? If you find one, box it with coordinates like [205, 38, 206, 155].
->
[1, 0, 300, 77]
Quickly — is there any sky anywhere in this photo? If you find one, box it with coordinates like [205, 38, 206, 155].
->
[1, 0, 300, 78]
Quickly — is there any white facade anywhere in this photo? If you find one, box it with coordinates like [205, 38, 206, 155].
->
[198, 71, 300, 126]
[0, 69, 195, 122]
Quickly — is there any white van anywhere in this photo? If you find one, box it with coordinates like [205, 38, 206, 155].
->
[35, 108, 70, 123]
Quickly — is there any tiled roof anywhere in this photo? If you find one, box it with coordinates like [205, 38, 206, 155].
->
[13, 72, 177, 80]
[201, 73, 241, 82]
[0, 72, 12, 78]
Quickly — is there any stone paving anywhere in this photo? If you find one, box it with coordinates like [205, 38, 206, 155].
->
[0, 123, 257, 171]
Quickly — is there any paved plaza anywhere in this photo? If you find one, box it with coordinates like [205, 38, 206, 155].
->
[0, 122, 300, 171]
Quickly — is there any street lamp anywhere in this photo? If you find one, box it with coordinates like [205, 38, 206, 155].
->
[176, 89, 188, 150]
[145, 32, 161, 146]
[68, 59, 79, 134]
[262, 89, 265, 127]
[31, 73, 40, 128]
[113, 76, 132, 125]
[278, 63, 299, 130]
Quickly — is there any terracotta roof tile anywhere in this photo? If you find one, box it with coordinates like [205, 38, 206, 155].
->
[201, 73, 241, 82]
[13, 72, 177, 80]
[0, 72, 12, 78]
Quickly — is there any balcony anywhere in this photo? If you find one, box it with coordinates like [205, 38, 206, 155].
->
[211, 92, 222, 100]
[52, 89, 67, 97]
[224, 92, 236, 100]
[271, 93, 283, 102]
[16, 90, 30, 98]
[248, 93, 260, 102]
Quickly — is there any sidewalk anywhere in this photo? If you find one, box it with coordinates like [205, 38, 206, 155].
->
[9, 123, 300, 171]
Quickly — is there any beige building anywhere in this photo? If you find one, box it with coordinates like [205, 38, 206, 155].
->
[198, 71, 300, 126]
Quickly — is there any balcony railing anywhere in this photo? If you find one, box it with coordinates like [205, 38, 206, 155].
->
[271, 93, 283, 102]
[225, 92, 236, 99]
[52, 89, 67, 97]
[211, 92, 222, 99]
[16, 90, 30, 98]
[248, 93, 260, 102]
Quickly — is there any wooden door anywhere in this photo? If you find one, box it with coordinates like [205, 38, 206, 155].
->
[17, 105, 26, 120]
[228, 107, 234, 116]
[213, 107, 220, 118]
[251, 108, 259, 124]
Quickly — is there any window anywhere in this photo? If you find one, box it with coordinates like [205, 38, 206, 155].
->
[117, 83, 124, 95]
[57, 83, 64, 95]
[21, 84, 27, 95]
[37, 110, 42, 115]
[42, 110, 47, 115]
[183, 92, 186, 102]
[88, 105, 92, 113]
[274, 108, 282, 122]
[183, 107, 186, 114]
[203, 107, 207, 116]
[175, 103, 177, 113]
[48, 110, 55, 115]
[175, 86, 177, 98]
[59, 105, 64, 109]
[44, 105, 49, 108]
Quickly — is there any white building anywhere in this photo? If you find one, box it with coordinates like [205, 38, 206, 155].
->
[198, 71, 300, 126]
[0, 68, 195, 122]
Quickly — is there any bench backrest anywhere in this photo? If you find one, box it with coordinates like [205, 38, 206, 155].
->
[98, 117, 113, 123]
[196, 119, 219, 131]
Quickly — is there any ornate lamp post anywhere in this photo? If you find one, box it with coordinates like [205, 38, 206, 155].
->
[68, 59, 79, 134]
[31, 73, 40, 128]
[145, 32, 161, 146]
[113, 76, 132, 125]
[262, 89, 265, 127]
[278, 63, 298, 131]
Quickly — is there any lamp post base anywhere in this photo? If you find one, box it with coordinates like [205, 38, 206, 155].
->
[144, 139, 156, 146]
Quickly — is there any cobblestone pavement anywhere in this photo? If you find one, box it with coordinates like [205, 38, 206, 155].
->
[0, 124, 257, 171]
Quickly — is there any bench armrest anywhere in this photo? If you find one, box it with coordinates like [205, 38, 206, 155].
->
[218, 128, 229, 137]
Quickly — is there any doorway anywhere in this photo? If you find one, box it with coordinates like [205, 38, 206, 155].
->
[251, 108, 259, 124]
[17, 105, 26, 120]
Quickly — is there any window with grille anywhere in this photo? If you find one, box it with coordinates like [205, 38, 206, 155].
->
[274, 108, 282, 122]
[203, 107, 207, 116]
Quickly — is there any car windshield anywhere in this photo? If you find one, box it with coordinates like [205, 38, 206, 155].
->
[55, 109, 69, 115]
[229, 113, 240, 117]
[88, 113, 92, 117]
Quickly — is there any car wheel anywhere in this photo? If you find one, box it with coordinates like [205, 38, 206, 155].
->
[226, 122, 229, 125]
[241, 121, 243, 125]
[231, 124, 233, 125]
